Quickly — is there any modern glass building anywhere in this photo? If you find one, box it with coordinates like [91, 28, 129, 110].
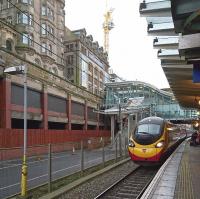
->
[102, 81, 197, 120]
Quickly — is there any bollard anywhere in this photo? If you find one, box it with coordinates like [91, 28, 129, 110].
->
[72, 145, 75, 155]
[21, 157, 28, 197]
[48, 144, 52, 193]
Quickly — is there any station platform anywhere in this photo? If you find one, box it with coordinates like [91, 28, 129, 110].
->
[141, 139, 200, 199]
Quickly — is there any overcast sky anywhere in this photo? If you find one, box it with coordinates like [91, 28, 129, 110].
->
[65, 0, 169, 89]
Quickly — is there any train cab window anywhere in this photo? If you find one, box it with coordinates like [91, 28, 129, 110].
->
[134, 123, 162, 145]
[135, 124, 160, 136]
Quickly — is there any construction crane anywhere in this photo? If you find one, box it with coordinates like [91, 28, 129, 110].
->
[103, 0, 114, 56]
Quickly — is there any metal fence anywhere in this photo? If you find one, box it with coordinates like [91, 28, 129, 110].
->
[0, 135, 127, 199]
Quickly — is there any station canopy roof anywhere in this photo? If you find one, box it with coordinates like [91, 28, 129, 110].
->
[140, 0, 200, 109]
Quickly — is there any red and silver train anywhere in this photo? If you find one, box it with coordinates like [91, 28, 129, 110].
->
[128, 116, 187, 165]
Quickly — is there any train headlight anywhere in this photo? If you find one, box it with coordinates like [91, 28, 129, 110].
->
[155, 141, 164, 148]
[128, 141, 135, 147]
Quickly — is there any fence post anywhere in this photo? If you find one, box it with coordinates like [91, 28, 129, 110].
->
[48, 143, 52, 193]
[115, 136, 118, 163]
[102, 137, 105, 167]
[124, 135, 127, 157]
[119, 133, 122, 157]
[81, 140, 84, 176]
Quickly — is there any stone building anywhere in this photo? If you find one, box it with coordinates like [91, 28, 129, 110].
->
[64, 28, 110, 96]
[0, 0, 65, 75]
[0, 0, 108, 131]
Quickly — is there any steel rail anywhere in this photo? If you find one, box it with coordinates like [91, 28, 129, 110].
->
[94, 166, 158, 199]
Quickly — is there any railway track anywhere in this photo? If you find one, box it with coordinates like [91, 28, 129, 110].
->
[94, 166, 159, 199]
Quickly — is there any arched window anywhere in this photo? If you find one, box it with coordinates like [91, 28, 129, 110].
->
[6, 40, 12, 51]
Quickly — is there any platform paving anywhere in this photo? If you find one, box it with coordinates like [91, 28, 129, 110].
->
[141, 139, 200, 199]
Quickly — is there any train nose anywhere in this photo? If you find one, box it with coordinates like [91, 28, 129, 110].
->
[129, 147, 161, 161]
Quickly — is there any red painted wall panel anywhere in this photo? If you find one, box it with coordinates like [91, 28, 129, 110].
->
[0, 129, 111, 148]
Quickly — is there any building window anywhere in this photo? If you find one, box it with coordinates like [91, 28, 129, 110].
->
[67, 68, 74, 76]
[88, 74, 92, 82]
[41, 23, 46, 35]
[41, 5, 46, 16]
[0, 0, 3, 11]
[94, 68, 98, 77]
[22, 33, 29, 44]
[7, 1, 10, 8]
[47, 7, 54, 21]
[48, 44, 52, 55]
[6, 40, 12, 51]
[94, 88, 98, 95]
[47, 25, 54, 37]
[89, 84, 93, 93]
[100, 71, 103, 80]
[100, 82, 103, 88]
[22, 33, 33, 46]
[70, 44, 73, 50]
[41, 42, 47, 53]
[61, 53, 64, 64]
[67, 55, 74, 65]
[65, 45, 69, 52]
[29, 14, 33, 26]
[17, 0, 33, 5]
[29, 34, 33, 46]
[94, 78, 98, 86]
[17, 13, 29, 24]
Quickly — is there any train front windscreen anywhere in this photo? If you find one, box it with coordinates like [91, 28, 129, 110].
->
[133, 123, 163, 145]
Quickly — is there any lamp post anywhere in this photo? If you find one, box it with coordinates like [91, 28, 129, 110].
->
[4, 65, 28, 197]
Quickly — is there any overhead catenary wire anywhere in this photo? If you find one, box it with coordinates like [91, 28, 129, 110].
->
[4, 0, 111, 83]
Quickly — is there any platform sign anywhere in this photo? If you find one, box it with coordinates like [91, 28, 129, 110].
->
[193, 63, 200, 83]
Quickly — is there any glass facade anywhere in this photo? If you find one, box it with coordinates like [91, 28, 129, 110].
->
[103, 81, 196, 120]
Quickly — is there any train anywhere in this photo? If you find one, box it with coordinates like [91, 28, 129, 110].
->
[128, 116, 187, 165]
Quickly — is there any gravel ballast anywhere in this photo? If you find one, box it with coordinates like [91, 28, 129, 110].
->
[64, 160, 138, 199]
